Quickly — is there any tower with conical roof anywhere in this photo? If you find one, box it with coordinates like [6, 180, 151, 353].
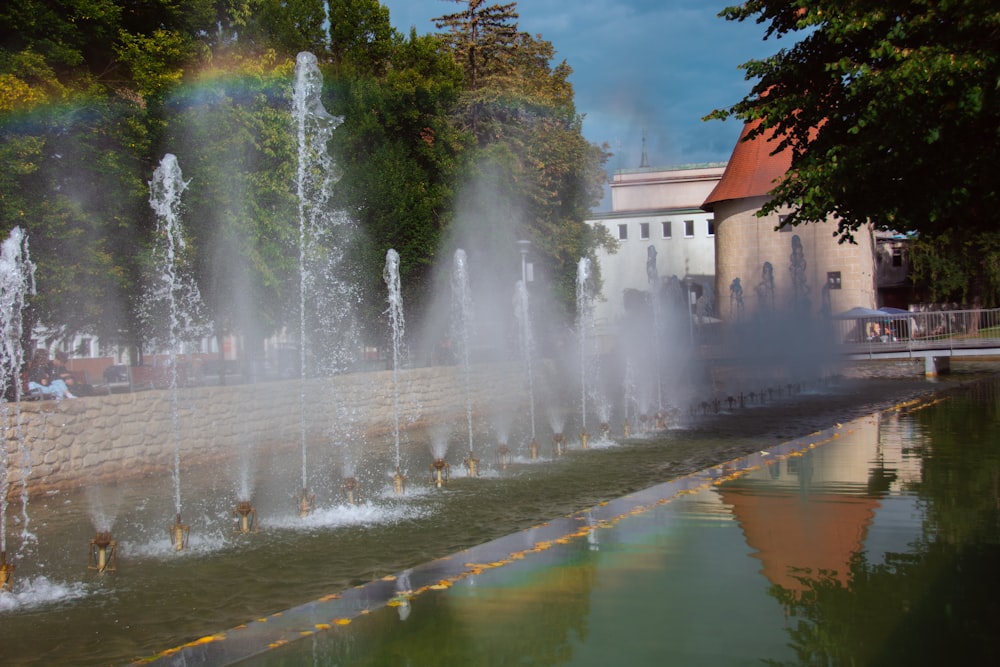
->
[703, 119, 876, 319]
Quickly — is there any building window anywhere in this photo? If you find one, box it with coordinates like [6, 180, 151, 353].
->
[661, 221, 672, 239]
[778, 214, 792, 232]
[618, 223, 628, 240]
[707, 218, 715, 236]
[639, 222, 650, 240]
[827, 272, 842, 290]
[684, 220, 694, 237]
[76, 338, 92, 356]
[892, 247, 903, 267]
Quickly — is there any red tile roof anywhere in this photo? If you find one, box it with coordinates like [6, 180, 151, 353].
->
[702, 118, 792, 211]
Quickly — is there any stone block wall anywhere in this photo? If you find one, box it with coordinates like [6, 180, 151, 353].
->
[715, 196, 877, 319]
[3, 362, 526, 500]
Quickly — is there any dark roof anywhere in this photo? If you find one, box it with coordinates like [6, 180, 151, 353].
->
[702, 119, 792, 211]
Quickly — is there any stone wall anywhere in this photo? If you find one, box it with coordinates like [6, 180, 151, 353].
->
[714, 196, 877, 319]
[3, 362, 526, 500]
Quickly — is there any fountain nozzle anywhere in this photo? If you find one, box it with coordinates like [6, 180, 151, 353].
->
[342, 477, 359, 505]
[580, 430, 589, 450]
[655, 412, 666, 430]
[464, 451, 479, 477]
[88, 532, 118, 572]
[639, 413, 649, 432]
[234, 500, 258, 533]
[298, 489, 315, 517]
[169, 514, 190, 552]
[528, 437, 539, 460]
[622, 420, 631, 438]
[496, 445, 511, 470]
[553, 432, 564, 456]
[0, 551, 14, 591]
[599, 422, 610, 437]
[393, 468, 406, 495]
[430, 459, 450, 488]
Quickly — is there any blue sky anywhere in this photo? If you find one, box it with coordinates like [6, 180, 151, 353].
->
[380, 0, 779, 198]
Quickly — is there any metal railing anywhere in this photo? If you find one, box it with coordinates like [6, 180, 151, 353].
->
[833, 308, 1000, 356]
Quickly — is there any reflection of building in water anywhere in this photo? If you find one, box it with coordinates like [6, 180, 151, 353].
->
[718, 414, 921, 593]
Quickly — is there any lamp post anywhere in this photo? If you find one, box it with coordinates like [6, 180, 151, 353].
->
[683, 277, 695, 345]
[517, 239, 531, 285]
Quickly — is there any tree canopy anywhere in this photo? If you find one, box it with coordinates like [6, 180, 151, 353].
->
[0, 0, 610, 356]
[710, 0, 1000, 305]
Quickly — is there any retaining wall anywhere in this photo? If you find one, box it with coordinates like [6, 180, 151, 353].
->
[3, 363, 526, 500]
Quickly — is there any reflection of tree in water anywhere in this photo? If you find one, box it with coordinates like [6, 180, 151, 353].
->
[767, 543, 1000, 667]
[765, 382, 1000, 666]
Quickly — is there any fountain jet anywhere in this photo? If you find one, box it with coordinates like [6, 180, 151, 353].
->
[496, 444, 511, 470]
[464, 451, 479, 477]
[169, 514, 190, 552]
[87, 532, 118, 573]
[0, 551, 13, 590]
[297, 489, 315, 517]
[233, 501, 258, 534]
[553, 432, 565, 457]
[342, 477, 359, 505]
[430, 459, 450, 488]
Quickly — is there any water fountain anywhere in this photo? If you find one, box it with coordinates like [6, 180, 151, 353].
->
[576, 257, 604, 448]
[146, 153, 207, 550]
[0, 227, 34, 591]
[514, 279, 537, 447]
[292, 50, 348, 514]
[452, 249, 478, 476]
[430, 458, 450, 488]
[340, 477, 360, 505]
[86, 532, 118, 573]
[384, 249, 406, 492]
[233, 501, 258, 534]
[646, 245, 664, 412]
[0, 46, 898, 667]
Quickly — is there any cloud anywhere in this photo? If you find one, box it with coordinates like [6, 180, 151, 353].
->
[380, 0, 777, 204]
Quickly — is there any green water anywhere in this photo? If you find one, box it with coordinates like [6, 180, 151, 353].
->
[0, 372, 996, 666]
[238, 377, 1000, 666]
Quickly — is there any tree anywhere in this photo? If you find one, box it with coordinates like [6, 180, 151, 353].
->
[432, 1, 612, 317]
[710, 1, 1000, 304]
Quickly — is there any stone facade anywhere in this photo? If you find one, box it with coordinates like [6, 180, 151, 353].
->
[713, 197, 877, 319]
[3, 363, 526, 500]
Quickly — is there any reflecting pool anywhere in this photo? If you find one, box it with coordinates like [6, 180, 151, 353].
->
[228, 377, 1000, 666]
[2, 373, 997, 666]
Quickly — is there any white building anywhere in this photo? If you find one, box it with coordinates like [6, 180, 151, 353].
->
[585, 163, 725, 331]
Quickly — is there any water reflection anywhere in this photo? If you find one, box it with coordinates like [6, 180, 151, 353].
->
[240, 378, 1000, 666]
